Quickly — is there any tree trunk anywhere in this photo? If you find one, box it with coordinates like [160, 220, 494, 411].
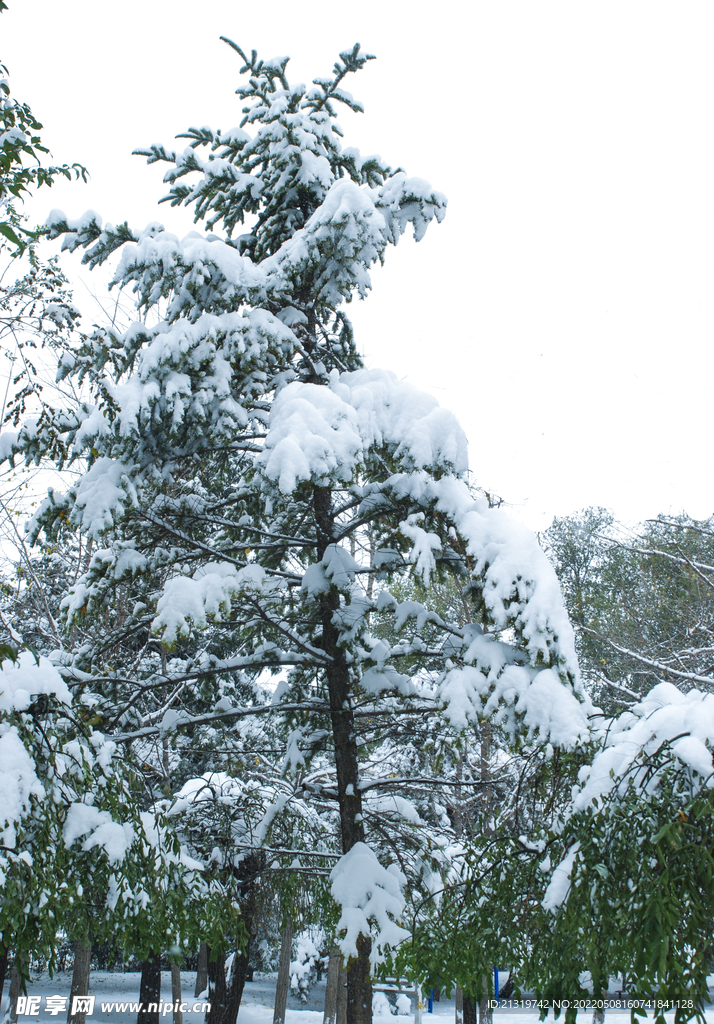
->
[206, 951, 227, 1024]
[206, 935, 254, 1024]
[323, 949, 341, 1024]
[171, 961, 183, 1024]
[0, 947, 8, 1011]
[8, 964, 21, 1024]
[478, 731, 494, 1024]
[463, 991, 477, 1024]
[223, 939, 252, 1024]
[195, 943, 208, 998]
[480, 724, 492, 823]
[455, 986, 464, 1024]
[478, 985, 493, 1024]
[315, 486, 372, 1024]
[67, 940, 92, 1024]
[137, 953, 161, 1024]
[273, 921, 293, 1024]
[336, 965, 348, 1024]
[347, 934, 372, 1024]
[592, 1010, 605, 1024]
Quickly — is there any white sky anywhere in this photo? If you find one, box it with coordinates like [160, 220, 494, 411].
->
[4, 0, 714, 531]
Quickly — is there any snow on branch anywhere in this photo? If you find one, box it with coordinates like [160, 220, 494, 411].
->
[330, 842, 409, 964]
[574, 682, 714, 810]
[260, 367, 468, 494]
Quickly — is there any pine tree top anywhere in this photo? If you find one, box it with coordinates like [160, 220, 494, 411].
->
[138, 41, 391, 261]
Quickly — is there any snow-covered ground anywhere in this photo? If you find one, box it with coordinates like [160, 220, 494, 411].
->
[5, 972, 714, 1022]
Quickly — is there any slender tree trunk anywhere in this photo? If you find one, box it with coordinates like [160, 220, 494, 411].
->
[314, 486, 372, 1024]
[336, 966, 348, 1024]
[171, 961, 183, 1024]
[273, 921, 293, 1024]
[478, 982, 493, 1024]
[8, 963, 21, 1024]
[477, 730, 494, 1024]
[347, 935, 372, 1024]
[480, 724, 492, 822]
[455, 986, 464, 1024]
[323, 949, 341, 1024]
[0, 947, 8, 1011]
[222, 939, 252, 1024]
[206, 951, 227, 1024]
[463, 991, 477, 1024]
[137, 953, 161, 1024]
[195, 943, 208, 998]
[592, 1009, 605, 1024]
[67, 940, 92, 1024]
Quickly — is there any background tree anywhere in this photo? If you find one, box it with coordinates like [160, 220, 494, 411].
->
[0, 645, 203, 992]
[533, 682, 714, 1024]
[542, 509, 714, 708]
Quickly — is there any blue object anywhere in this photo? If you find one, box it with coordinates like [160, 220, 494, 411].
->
[428, 989, 433, 1013]
[494, 968, 499, 1003]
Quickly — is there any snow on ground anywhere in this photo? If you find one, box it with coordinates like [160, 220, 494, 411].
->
[6, 972, 714, 1022]
[4, 972, 324, 1023]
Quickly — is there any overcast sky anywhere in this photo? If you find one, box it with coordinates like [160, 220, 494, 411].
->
[4, 1, 714, 530]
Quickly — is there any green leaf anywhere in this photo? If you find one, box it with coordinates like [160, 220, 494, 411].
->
[24, 643, 40, 665]
[0, 642, 18, 665]
[0, 220, 23, 248]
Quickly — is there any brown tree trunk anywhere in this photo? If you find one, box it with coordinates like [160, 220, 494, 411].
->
[336, 965, 348, 1024]
[480, 724, 492, 821]
[323, 949, 341, 1024]
[463, 991, 478, 1024]
[137, 953, 161, 1024]
[205, 860, 257, 1024]
[8, 963, 21, 1024]
[223, 939, 253, 1024]
[206, 951, 227, 1024]
[195, 943, 208, 998]
[67, 940, 92, 1024]
[272, 921, 293, 1024]
[171, 961, 183, 1024]
[314, 486, 372, 1024]
[206, 934, 254, 1024]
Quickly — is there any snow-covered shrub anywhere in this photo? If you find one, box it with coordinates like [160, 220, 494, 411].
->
[372, 991, 395, 1018]
[289, 929, 324, 1003]
[395, 992, 412, 1016]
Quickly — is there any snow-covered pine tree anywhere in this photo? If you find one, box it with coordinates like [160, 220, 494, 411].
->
[2, 41, 589, 1023]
